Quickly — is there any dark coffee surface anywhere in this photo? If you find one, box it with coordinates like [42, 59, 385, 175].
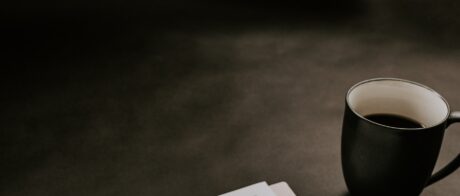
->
[365, 114, 424, 129]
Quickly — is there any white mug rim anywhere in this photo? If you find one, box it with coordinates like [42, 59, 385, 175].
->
[346, 78, 450, 130]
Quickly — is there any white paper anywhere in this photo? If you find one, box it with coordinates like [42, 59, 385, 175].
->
[219, 182, 277, 196]
[270, 182, 296, 196]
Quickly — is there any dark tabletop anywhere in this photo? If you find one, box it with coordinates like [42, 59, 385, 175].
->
[2, 1, 460, 195]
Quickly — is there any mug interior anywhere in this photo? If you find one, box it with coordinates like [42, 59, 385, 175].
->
[347, 79, 449, 128]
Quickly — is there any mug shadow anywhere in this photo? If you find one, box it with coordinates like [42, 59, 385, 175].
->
[340, 191, 351, 196]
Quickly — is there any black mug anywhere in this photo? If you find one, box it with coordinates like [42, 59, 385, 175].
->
[341, 78, 460, 195]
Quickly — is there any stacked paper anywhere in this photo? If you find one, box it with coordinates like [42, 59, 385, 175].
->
[219, 181, 295, 196]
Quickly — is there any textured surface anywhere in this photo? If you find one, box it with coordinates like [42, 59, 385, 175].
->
[2, 2, 460, 196]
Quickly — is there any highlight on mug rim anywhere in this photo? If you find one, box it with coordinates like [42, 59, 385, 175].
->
[346, 78, 450, 130]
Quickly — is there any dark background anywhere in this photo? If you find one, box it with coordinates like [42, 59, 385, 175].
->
[2, 1, 460, 195]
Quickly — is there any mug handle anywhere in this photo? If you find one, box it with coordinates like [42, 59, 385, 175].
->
[426, 111, 460, 186]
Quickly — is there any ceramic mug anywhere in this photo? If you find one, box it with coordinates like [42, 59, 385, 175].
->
[341, 78, 460, 195]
